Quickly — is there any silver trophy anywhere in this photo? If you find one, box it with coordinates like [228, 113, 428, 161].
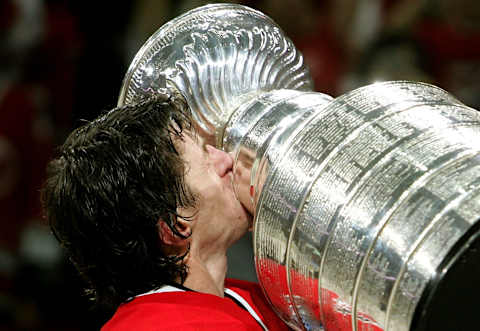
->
[118, 4, 480, 331]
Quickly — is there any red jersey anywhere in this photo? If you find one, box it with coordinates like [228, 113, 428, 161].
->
[102, 278, 290, 331]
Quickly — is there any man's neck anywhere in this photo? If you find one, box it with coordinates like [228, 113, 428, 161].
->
[182, 250, 228, 297]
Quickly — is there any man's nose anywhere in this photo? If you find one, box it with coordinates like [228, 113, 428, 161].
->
[205, 145, 233, 177]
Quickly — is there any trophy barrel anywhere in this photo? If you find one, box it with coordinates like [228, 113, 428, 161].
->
[230, 81, 480, 331]
[119, 4, 480, 331]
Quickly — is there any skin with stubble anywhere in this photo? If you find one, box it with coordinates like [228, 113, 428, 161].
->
[166, 133, 253, 297]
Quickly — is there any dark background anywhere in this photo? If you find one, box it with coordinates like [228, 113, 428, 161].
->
[1, 0, 480, 329]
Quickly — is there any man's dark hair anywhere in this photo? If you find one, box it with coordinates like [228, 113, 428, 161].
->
[42, 92, 197, 311]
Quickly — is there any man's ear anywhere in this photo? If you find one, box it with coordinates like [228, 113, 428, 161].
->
[157, 218, 192, 247]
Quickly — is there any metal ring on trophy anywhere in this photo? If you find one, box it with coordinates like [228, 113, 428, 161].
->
[119, 4, 480, 331]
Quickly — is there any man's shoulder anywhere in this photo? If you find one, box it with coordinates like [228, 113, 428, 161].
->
[224, 278, 267, 310]
[102, 280, 289, 331]
[225, 278, 290, 331]
[102, 289, 260, 331]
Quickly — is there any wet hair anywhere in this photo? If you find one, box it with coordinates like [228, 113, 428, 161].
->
[42, 91, 197, 311]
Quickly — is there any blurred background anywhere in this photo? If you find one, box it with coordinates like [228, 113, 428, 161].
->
[1, 0, 480, 329]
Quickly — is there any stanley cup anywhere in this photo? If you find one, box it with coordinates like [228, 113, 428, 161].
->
[117, 4, 480, 331]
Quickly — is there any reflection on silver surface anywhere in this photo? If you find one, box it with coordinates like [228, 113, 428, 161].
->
[118, 3, 313, 146]
[119, 4, 480, 331]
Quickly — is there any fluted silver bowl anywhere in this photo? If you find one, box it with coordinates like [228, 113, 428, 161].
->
[118, 3, 313, 146]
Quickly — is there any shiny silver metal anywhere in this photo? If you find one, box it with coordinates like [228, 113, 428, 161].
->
[119, 4, 480, 331]
[118, 3, 313, 146]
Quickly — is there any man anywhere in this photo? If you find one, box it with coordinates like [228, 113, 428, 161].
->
[42, 91, 289, 330]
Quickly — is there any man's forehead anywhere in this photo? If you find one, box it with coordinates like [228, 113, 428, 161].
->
[173, 130, 202, 152]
